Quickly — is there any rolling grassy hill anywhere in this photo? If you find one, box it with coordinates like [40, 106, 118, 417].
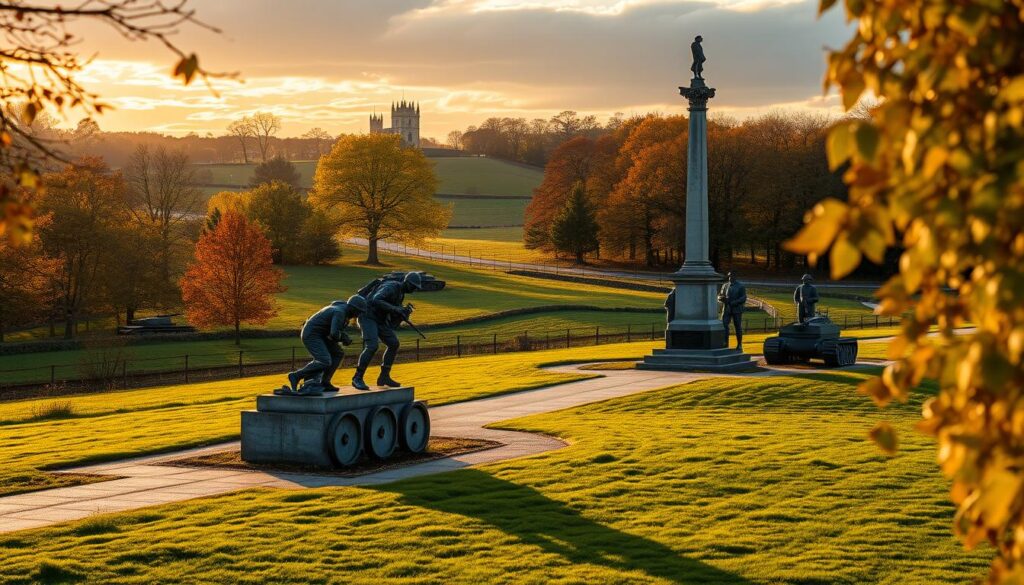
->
[191, 156, 543, 228]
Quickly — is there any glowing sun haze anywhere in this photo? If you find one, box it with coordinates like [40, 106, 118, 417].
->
[68, 0, 848, 139]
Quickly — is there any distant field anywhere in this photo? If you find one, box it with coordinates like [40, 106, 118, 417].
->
[441, 197, 528, 227]
[190, 156, 539, 227]
[431, 157, 542, 196]
[442, 227, 524, 242]
[191, 156, 541, 197]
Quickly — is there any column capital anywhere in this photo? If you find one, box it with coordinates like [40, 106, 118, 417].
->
[679, 78, 716, 111]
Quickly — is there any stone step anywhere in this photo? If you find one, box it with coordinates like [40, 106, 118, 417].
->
[638, 348, 758, 372]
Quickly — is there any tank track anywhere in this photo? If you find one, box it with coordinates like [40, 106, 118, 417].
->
[821, 338, 858, 367]
[763, 336, 787, 365]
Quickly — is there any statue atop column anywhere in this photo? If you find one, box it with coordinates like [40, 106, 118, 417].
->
[690, 35, 706, 80]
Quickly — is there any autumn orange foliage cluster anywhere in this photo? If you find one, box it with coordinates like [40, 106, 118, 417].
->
[180, 211, 285, 344]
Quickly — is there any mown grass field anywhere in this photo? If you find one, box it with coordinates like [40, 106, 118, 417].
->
[0, 336, 989, 583]
[0, 328, 903, 499]
[430, 157, 542, 197]
[440, 196, 528, 227]
[441, 226, 524, 242]
[269, 254, 663, 329]
[0, 310, 678, 385]
[193, 157, 542, 196]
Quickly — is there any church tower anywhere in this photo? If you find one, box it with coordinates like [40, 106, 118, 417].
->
[390, 100, 420, 148]
[368, 99, 421, 147]
[369, 113, 384, 134]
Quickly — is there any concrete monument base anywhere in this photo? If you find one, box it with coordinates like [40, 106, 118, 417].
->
[241, 386, 430, 468]
[638, 347, 757, 372]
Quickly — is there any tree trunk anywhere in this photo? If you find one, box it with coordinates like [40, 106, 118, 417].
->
[235, 319, 241, 346]
[64, 309, 76, 339]
[126, 306, 136, 324]
[575, 250, 584, 265]
[367, 238, 380, 265]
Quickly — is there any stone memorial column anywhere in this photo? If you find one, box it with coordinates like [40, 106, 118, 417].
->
[639, 38, 756, 372]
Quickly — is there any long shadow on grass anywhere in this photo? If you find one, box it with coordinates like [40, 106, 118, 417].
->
[380, 469, 750, 584]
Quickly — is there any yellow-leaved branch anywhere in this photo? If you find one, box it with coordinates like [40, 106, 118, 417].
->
[784, 0, 1024, 581]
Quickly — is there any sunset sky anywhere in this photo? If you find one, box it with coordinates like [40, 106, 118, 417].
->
[69, 0, 850, 139]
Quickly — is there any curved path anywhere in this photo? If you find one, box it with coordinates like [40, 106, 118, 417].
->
[0, 362, 872, 533]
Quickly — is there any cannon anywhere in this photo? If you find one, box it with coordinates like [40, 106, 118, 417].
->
[382, 271, 446, 292]
[241, 386, 430, 467]
[762, 316, 858, 367]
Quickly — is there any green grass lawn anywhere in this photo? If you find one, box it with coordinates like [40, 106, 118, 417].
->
[431, 157, 542, 197]
[193, 157, 542, 198]
[269, 253, 663, 329]
[442, 226, 524, 242]
[0, 337, 989, 583]
[440, 196, 528, 227]
[0, 310, 679, 385]
[748, 288, 876, 322]
[0, 328, 903, 498]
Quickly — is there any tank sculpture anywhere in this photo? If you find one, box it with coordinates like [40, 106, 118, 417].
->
[382, 271, 446, 292]
[762, 274, 858, 367]
[117, 313, 196, 335]
[762, 316, 859, 367]
[241, 387, 430, 467]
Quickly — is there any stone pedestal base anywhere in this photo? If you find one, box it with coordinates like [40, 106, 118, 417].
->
[638, 347, 757, 372]
[641, 261, 757, 372]
[241, 386, 427, 467]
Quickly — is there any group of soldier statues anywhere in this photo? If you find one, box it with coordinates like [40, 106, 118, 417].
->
[664, 272, 822, 349]
[279, 272, 425, 397]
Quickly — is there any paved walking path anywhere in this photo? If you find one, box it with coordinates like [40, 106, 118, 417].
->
[0, 361, 880, 533]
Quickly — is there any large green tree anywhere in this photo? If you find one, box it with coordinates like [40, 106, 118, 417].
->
[250, 156, 302, 189]
[246, 181, 309, 264]
[784, 1, 1024, 580]
[310, 134, 449, 265]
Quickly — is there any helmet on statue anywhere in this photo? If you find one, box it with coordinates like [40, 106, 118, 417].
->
[404, 272, 424, 291]
[346, 294, 369, 315]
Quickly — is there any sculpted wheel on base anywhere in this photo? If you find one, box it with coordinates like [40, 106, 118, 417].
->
[365, 405, 398, 460]
[327, 413, 362, 467]
[399, 401, 430, 454]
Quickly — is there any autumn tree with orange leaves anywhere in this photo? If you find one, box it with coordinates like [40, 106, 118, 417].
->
[180, 211, 284, 345]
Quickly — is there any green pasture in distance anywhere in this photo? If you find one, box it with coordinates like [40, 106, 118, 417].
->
[431, 157, 542, 196]
[441, 227, 524, 242]
[441, 197, 528, 227]
[190, 156, 541, 197]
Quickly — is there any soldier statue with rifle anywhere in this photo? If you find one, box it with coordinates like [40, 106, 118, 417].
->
[718, 271, 747, 351]
[352, 271, 425, 390]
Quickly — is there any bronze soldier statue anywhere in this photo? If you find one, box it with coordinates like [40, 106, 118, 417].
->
[664, 288, 676, 322]
[280, 295, 368, 396]
[794, 274, 819, 323]
[718, 272, 746, 350]
[352, 272, 423, 390]
[690, 35, 706, 80]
